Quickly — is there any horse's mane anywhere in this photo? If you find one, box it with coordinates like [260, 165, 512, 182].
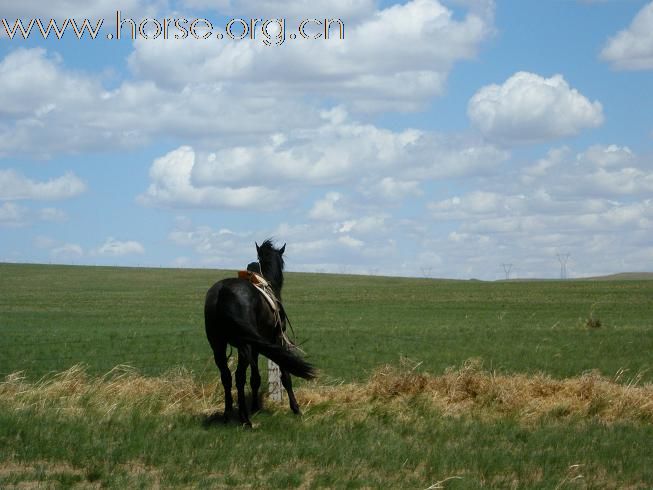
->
[257, 239, 284, 293]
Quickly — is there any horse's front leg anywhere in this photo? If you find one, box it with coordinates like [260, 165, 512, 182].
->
[235, 346, 252, 426]
[280, 369, 301, 415]
[249, 349, 262, 413]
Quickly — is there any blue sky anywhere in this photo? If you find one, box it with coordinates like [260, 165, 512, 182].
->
[1, 0, 652, 279]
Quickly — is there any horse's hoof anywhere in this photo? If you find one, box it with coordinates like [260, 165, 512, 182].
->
[239, 410, 252, 427]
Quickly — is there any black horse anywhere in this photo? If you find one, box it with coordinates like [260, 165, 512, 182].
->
[204, 239, 315, 426]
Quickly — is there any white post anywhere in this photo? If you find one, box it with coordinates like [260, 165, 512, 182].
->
[268, 359, 282, 402]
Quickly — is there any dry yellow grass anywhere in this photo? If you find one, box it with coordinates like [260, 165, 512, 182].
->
[360, 358, 653, 423]
[2, 360, 652, 424]
[0, 364, 219, 419]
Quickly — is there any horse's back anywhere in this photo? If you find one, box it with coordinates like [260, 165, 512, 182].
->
[204, 278, 261, 345]
[205, 277, 257, 309]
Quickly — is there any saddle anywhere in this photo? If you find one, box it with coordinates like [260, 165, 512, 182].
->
[237, 269, 280, 315]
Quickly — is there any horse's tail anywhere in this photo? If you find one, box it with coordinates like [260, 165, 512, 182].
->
[245, 335, 316, 380]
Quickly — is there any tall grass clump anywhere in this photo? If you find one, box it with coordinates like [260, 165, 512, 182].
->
[3, 361, 651, 424]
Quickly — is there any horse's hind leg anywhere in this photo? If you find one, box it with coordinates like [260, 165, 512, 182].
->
[235, 346, 253, 426]
[212, 341, 233, 422]
[249, 349, 262, 413]
[280, 369, 301, 415]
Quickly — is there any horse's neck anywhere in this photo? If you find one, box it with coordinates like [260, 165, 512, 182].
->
[270, 281, 283, 299]
[261, 268, 283, 298]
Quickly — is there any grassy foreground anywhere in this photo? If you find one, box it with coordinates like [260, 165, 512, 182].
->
[1, 361, 652, 488]
[1, 263, 653, 487]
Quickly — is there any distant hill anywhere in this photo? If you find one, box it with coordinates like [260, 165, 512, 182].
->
[579, 272, 653, 281]
[500, 272, 653, 282]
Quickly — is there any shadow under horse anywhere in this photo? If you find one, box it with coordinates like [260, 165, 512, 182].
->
[204, 239, 316, 426]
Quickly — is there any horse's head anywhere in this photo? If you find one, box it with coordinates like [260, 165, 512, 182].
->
[255, 239, 285, 292]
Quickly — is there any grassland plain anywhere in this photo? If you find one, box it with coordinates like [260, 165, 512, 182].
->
[1, 263, 652, 488]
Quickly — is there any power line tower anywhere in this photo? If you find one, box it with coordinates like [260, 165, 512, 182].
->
[557, 253, 570, 279]
[501, 263, 513, 280]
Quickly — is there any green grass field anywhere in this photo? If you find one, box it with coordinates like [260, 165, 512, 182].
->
[1, 263, 652, 488]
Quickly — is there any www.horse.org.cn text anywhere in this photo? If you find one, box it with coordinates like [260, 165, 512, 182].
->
[1, 12, 345, 46]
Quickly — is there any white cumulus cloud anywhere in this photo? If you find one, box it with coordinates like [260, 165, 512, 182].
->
[138, 107, 507, 211]
[309, 192, 348, 221]
[422, 141, 653, 278]
[361, 177, 423, 201]
[94, 237, 145, 256]
[179, 0, 375, 23]
[39, 207, 68, 222]
[601, 1, 653, 70]
[468, 71, 604, 144]
[521, 145, 653, 198]
[0, 169, 86, 200]
[51, 243, 84, 259]
[139, 146, 285, 210]
[0, 48, 311, 158]
[0, 202, 27, 226]
[128, 0, 495, 112]
[0, 0, 152, 18]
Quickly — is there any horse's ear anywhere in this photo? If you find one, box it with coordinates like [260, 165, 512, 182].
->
[280, 243, 286, 255]
[255, 242, 260, 253]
